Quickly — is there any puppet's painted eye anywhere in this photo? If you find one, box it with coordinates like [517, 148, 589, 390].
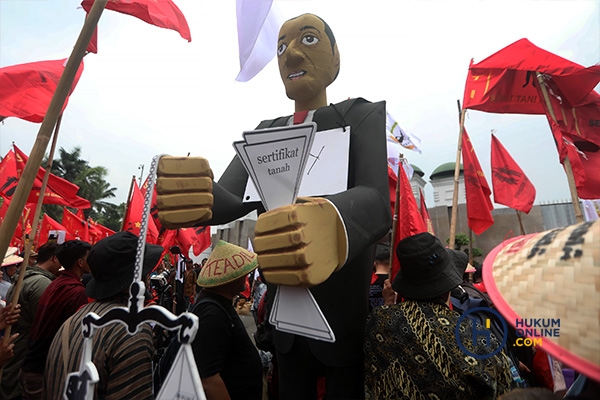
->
[301, 35, 319, 46]
[277, 43, 287, 55]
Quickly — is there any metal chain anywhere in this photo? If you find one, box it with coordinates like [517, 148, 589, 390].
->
[133, 154, 159, 283]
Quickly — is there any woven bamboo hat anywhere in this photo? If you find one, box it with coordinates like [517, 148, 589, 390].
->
[483, 219, 600, 382]
[197, 240, 258, 288]
[2, 247, 23, 267]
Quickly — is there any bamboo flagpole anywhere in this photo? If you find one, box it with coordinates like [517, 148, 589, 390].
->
[516, 210, 526, 235]
[0, 0, 108, 272]
[449, 101, 466, 249]
[0, 114, 63, 376]
[535, 72, 584, 223]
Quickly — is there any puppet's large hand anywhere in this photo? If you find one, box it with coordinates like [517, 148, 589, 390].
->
[254, 197, 347, 287]
[156, 156, 214, 229]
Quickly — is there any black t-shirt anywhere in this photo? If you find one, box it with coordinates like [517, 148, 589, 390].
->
[191, 291, 262, 400]
[369, 273, 388, 311]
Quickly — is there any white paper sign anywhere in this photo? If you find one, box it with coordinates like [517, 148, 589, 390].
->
[243, 126, 350, 202]
[234, 123, 316, 210]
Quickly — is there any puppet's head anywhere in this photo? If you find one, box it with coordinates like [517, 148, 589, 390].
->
[277, 14, 340, 111]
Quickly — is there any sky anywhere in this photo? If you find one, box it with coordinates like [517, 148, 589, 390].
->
[0, 0, 598, 210]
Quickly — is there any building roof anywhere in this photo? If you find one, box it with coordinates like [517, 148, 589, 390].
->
[430, 162, 463, 180]
[410, 164, 424, 178]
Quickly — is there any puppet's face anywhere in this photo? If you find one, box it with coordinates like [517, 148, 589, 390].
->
[277, 14, 340, 106]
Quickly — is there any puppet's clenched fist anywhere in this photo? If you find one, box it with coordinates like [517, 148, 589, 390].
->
[156, 156, 214, 229]
[254, 197, 347, 287]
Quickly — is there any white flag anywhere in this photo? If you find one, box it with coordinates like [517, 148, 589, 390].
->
[235, 0, 283, 82]
[386, 112, 422, 154]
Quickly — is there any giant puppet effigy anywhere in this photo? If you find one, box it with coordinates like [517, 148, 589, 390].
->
[156, 13, 391, 398]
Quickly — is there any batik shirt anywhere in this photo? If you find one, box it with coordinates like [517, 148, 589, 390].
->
[364, 300, 513, 399]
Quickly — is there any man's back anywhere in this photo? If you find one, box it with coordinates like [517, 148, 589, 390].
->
[43, 300, 154, 400]
[22, 270, 88, 374]
[365, 300, 513, 399]
[1, 266, 55, 400]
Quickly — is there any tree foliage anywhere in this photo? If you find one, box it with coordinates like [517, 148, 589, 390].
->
[42, 146, 123, 231]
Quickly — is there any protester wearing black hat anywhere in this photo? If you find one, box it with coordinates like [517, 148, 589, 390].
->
[43, 232, 162, 400]
[364, 232, 514, 399]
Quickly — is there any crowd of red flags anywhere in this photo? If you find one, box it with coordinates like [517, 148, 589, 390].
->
[0, 144, 211, 257]
[463, 38, 600, 201]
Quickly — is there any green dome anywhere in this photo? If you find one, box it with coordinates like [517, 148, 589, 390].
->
[430, 162, 463, 180]
[410, 164, 424, 178]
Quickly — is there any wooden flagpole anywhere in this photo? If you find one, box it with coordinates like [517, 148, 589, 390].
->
[120, 175, 136, 231]
[449, 100, 466, 249]
[0, 114, 63, 375]
[535, 72, 584, 223]
[515, 209, 526, 235]
[0, 0, 108, 272]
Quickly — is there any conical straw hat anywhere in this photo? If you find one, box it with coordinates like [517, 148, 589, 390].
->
[2, 247, 23, 267]
[483, 219, 600, 382]
[197, 240, 258, 288]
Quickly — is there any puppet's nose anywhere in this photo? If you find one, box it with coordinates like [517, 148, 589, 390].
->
[284, 44, 304, 67]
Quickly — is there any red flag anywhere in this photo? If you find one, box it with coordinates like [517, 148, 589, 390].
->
[87, 26, 98, 54]
[0, 150, 19, 199]
[88, 218, 116, 243]
[123, 180, 159, 243]
[539, 82, 600, 199]
[490, 134, 536, 213]
[0, 194, 10, 223]
[62, 208, 90, 242]
[463, 39, 600, 114]
[13, 144, 91, 209]
[0, 59, 84, 122]
[81, 0, 191, 42]
[390, 163, 427, 281]
[192, 226, 211, 256]
[37, 214, 68, 246]
[547, 119, 600, 200]
[10, 204, 35, 249]
[462, 129, 494, 235]
[419, 188, 435, 235]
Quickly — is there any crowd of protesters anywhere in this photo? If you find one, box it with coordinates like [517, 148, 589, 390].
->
[0, 224, 596, 400]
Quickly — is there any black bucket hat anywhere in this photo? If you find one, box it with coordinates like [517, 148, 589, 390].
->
[392, 232, 468, 300]
[86, 231, 163, 300]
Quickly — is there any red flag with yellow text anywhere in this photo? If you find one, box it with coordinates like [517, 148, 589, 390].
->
[123, 180, 159, 243]
[37, 214, 68, 246]
[462, 129, 494, 234]
[81, 0, 191, 42]
[0, 59, 84, 122]
[62, 208, 90, 242]
[490, 134, 536, 213]
[463, 39, 600, 114]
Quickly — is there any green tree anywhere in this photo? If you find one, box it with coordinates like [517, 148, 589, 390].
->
[41, 147, 123, 230]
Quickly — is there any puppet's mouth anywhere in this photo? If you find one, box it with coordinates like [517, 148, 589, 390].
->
[288, 70, 306, 80]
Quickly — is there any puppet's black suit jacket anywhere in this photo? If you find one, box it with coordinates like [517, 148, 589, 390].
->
[207, 98, 391, 366]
